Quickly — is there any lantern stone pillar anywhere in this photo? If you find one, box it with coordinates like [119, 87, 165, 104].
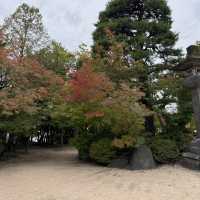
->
[184, 75, 200, 137]
[175, 45, 200, 169]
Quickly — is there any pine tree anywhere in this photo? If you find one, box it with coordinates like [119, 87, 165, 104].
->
[93, 0, 181, 64]
[93, 0, 182, 134]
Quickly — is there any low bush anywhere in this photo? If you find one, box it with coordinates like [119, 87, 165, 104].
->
[89, 138, 116, 165]
[150, 136, 180, 164]
[70, 133, 93, 161]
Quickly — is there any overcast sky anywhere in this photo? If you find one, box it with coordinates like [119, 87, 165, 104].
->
[0, 0, 200, 52]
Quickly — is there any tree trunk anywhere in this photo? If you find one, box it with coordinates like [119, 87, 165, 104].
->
[60, 131, 64, 146]
[145, 115, 156, 136]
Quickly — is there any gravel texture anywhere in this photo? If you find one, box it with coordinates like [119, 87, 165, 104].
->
[1, 147, 200, 200]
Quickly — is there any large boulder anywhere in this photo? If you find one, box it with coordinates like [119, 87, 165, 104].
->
[129, 145, 156, 170]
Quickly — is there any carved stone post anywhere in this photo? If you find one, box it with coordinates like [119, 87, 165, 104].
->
[184, 75, 200, 137]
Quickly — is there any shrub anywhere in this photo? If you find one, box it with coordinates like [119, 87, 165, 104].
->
[150, 137, 180, 164]
[70, 133, 93, 161]
[90, 138, 116, 165]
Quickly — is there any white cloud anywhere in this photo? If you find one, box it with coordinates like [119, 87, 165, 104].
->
[169, 0, 200, 51]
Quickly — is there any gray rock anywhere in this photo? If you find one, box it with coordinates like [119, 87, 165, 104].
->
[129, 145, 156, 170]
[182, 152, 200, 160]
[188, 145, 200, 155]
[188, 139, 200, 155]
[109, 158, 129, 169]
[180, 137, 200, 170]
[191, 138, 200, 146]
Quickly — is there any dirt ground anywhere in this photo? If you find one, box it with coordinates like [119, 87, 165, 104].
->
[0, 147, 200, 200]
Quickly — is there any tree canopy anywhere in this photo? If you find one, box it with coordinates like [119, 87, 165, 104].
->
[35, 41, 75, 78]
[93, 0, 181, 65]
[93, 0, 184, 135]
[0, 2, 195, 165]
[2, 3, 48, 59]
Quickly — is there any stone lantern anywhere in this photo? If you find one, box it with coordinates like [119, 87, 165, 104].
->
[175, 45, 200, 169]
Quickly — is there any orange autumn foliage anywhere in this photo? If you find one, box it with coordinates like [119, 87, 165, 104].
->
[0, 41, 65, 115]
[68, 61, 113, 103]
[85, 111, 105, 119]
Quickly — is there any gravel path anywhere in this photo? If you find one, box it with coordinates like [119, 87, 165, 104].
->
[1, 147, 200, 200]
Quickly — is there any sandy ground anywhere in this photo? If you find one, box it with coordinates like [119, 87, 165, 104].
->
[1, 147, 200, 200]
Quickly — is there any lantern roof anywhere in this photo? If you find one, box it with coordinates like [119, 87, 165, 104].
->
[175, 45, 200, 72]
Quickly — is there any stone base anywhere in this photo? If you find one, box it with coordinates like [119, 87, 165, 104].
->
[180, 138, 200, 170]
[180, 158, 200, 170]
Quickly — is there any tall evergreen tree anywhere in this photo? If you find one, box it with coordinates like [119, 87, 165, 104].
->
[93, 0, 180, 64]
[93, 0, 182, 134]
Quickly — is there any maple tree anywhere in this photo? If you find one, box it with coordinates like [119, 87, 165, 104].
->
[68, 60, 113, 103]
[0, 35, 65, 147]
[65, 56, 148, 163]
[0, 58, 64, 116]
